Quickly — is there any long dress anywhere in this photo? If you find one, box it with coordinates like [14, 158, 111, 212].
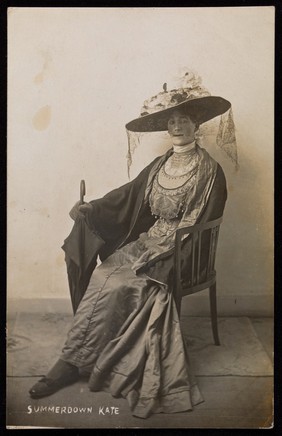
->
[59, 148, 210, 419]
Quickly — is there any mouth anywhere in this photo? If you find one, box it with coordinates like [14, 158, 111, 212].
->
[173, 134, 183, 137]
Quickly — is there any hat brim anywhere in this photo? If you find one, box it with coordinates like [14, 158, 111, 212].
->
[126, 96, 231, 132]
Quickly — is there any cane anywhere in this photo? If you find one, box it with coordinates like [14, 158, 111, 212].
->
[80, 179, 86, 205]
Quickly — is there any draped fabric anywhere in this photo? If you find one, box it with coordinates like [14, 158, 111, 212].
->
[62, 146, 227, 312]
[61, 240, 203, 418]
[60, 146, 227, 418]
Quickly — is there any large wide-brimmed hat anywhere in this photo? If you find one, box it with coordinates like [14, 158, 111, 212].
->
[126, 71, 231, 132]
[125, 70, 238, 177]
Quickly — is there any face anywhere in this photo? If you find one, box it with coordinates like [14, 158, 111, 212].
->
[167, 110, 197, 146]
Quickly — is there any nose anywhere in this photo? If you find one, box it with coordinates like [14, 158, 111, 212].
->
[173, 121, 181, 132]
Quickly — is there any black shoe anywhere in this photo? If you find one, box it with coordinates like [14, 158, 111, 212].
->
[29, 359, 79, 399]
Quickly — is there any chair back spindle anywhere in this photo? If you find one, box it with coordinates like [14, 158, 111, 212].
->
[173, 216, 223, 345]
[173, 217, 222, 309]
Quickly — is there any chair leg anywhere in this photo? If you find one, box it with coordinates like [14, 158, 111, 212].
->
[209, 283, 220, 346]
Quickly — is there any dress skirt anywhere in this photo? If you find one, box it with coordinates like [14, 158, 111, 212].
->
[60, 240, 204, 418]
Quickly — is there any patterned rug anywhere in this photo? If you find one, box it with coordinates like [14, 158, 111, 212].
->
[7, 313, 273, 377]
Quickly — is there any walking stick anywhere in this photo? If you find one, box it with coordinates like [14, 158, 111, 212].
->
[80, 179, 86, 205]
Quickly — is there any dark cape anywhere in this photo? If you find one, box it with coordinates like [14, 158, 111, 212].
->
[62, 149, 227, 313]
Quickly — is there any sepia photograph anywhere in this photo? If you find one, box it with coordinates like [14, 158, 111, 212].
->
[7, 6, 274, 429]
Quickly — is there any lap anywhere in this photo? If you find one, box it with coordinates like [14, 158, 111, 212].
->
[75, 240, 155, 325]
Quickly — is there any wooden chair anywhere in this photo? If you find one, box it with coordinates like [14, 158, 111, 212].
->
[173, 216, 223, 346]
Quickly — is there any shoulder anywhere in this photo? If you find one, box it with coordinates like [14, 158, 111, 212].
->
[197, 145, 226, 177]
[148, 149, 172, 166]
[134, 149, 172, 176]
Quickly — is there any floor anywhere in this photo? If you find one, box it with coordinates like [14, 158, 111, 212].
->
[6, 317, 273, 429]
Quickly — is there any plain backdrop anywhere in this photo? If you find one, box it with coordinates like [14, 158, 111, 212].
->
[7, 7, 274, 314]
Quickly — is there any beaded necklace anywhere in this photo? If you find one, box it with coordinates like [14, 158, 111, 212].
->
[158, 147, 199, 189]
[160, 163, 191, 181]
